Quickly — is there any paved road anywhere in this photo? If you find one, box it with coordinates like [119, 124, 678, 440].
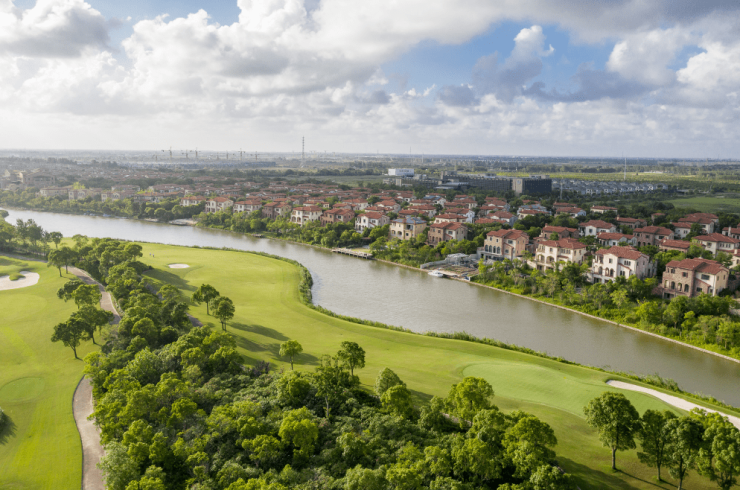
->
[68, 266, 121, 324]
[73, 377, 105, 490]
[607, 380, 740, 429]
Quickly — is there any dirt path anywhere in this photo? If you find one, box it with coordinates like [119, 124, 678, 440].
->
[73, 377, 105, 490]
[607, 380, 740, 429]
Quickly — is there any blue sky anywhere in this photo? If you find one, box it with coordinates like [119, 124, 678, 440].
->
[0, 0, 738, 157]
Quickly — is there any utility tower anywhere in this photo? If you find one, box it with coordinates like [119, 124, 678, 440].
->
[301, 136, 305, 168]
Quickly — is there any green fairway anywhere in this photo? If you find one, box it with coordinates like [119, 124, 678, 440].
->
[0, 255, 99, 490]
[140, 242, 733, 490]
[666, 194, 740, 214]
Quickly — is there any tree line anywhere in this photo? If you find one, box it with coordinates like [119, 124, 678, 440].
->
[585, 391, 740, 490]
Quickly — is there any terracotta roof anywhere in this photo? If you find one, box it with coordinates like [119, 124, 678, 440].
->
[695, 233, 740, 244]
[595, 246, 645, 260]
[491, 211, 515, 219]
[580, 220, 615, 229]
[597, 232, 634, 240]
[666, 258, 727, 275]
[634, 226, 673, 235]
[431, 222, 467, 231]
[591, 206, 617, 210]
[538, 238, 586, 249]
[659, 240, 689, 251]
[487, 229, 529, 240]
[671, 222, 692, 229]
[543, 225, 577, 233]
[679, 216, 713, 225]
[363, 212, 385, 220]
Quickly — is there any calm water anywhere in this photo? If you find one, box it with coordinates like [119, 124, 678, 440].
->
[6, 208, 740, 405]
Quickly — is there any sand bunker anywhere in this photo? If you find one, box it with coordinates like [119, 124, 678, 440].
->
[0, 271, 40, 291]
[168, 264, 190, 269]
[607, 380, 740, 429]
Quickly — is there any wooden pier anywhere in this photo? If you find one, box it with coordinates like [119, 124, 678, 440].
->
[331, 248, 374, 260]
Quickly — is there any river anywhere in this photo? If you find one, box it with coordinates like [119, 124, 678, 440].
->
[5, 208, 740, 406]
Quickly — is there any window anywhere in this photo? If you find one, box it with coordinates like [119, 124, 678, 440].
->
[682, 272, 687, 277]
[701, 274, 709, 280]
[696, 287, 702, 292]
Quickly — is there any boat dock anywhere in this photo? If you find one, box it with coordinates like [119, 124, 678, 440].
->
[331, 248, 374, 260]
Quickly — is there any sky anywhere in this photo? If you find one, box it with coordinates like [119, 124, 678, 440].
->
[0, 0, 739, 158]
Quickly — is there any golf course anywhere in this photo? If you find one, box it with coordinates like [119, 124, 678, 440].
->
[0, 255, 99, 489]
[136, 242, 739, 490]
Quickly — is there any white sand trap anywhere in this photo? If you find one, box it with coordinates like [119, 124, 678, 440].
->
[168, 264, 190, 269]
[607, 380, 740, 429]
[0, 271, 40, 291]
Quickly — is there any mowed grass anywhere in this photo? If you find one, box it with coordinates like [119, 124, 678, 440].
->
[0, 255, 99, 490]
[140, 243, 731, 490]
[667, 194, 740, 214]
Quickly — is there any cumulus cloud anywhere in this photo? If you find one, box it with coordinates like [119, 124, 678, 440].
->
[0, 0, 110, 57]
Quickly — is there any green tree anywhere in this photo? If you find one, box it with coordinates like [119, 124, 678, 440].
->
[192, 284, 220, 315]
[583, 392, 640, 470]
[51, 317, 87, 359]
[73, 284, 102, 309]
[637, 409, 677, 481]
[699, 417, 740, 490]
[381, 385, 415, 419]
[279, 340, 303, 370]
[276, 371, 311, 406]
[278, 407, 319, 460]
[75, 305, 114, 344]
[529, 464, 576, 490]
[344, 465, 386, 490]
[211, 296, 235, 330]
[57, 278, 84, 302]
[338, 341, 366, 376]
[505, 416, 558, 479]
[47, 248, 65, 276]
[314, 355, 356, 418]
[375, 367, 406, 396]
[48, 231, 63, 248]
[98, 442, 140, 490]
[446, 377, 495, 427]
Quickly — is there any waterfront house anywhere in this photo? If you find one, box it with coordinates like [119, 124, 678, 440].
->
[320, 208, 356, 226]
[355, 212, 390, 232]
[532, 238, 587, 271]
[427, 222, 468, 246]
[658, 258, 729, 298]
[205, 197, 234, 213]
[233, 199, 263, 214]
[590, 246, 653, 283]
[262, 202, 292, 220]
[291, 206, 323, 226]
[482, 229, 530, 262]
[389, 217, 427, 241]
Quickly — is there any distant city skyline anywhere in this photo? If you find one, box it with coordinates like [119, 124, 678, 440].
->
[0, 0, 738, 157]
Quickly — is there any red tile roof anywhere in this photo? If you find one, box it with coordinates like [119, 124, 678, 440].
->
[666, 258, 727, 275]
[595, 246, 645, 260]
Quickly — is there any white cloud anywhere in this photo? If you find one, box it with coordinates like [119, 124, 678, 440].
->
[607, 28, 693, 86]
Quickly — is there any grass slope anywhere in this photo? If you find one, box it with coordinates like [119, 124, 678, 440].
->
[139, 243, 730, 490]
[667, 194, 740, 214]
[0, 255, 99, 490]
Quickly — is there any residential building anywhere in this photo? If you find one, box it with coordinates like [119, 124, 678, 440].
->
[377, 200, 401, 213]
[659, 239, 692, 254]
[512, 175, 552, 195]
[579, 220, 617, 237]
[671, 222, 693, 239]
[435, 213, 466, 223]
[677, 213, 718, 234]
[590, 246, 653, 283]
[427, 222, 468, 246]
[355, 212, 390, 232]
[205, 197, 234, 213]
[556, 206, 586, 218]
[517, 208, 550, 220]
[234, 199, 263, 214]
[692, 233, 740, 256]
[633, 226, 674, 247]
[39, 187, 70, 198]
[290, 206, 323, 226]
[659, 258, 729, 298]
[540, 226, 578, 240]
[481, 229, 530, 261]
[389, 217, 428, 241]
[320, 208, 355, 226]
[488, 211, 517, 226]
[69, 188, 102, 200]
[181, 196, 207, 207]
[590, 205, 617, 214]
[722, 225, 740, 240]
[261, 202, 292, 220]
[532, 238, 587, 271]
[597, 232, 636, 247]
[616, 217, 647, 229]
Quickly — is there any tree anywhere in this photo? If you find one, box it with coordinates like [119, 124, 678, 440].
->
[73, 284, 102, 309]
[75, 305, 114, 345]
[278, 407, 319, 460]
[583, 392, 640, 470]
[211, 296, 235, 330]
[381, 385, 415, 419]
[51, 317, 87, 358]
[279, 340, 303, 370]
[699, 417, 740, 490]
[663, 416, 702, 490]
[529, 464, 576, 490]
[505, 416, 558, 479]
[446, 377, 494, 426]
[57, 279, 84, 302]
[637, 409, 676, 481]
[338, 341, 366, 376]
[59, 246, 76, 272]
[48, 231, 63, 249]
[47, 249, 65, 276]
[313, 355, 356, 418]
[192, 284, 220, 315]
[375, 367, 406, 396]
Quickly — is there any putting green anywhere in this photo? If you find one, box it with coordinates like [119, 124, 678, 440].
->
[463, 362, 675, 417]
[0, 377, 45, 403]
